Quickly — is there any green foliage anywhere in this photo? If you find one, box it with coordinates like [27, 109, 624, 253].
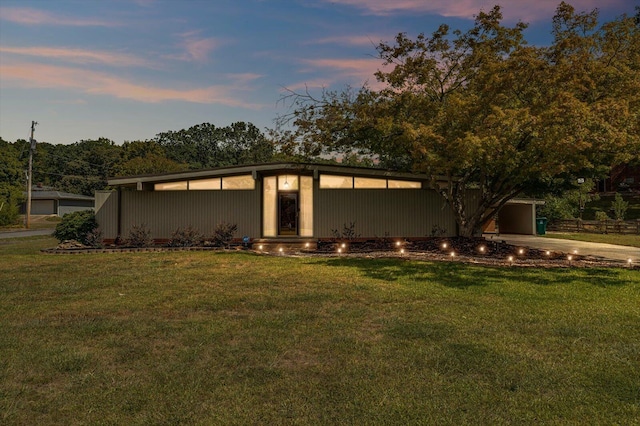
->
[125, 224, 153, 247]
[53, 210, 98, 245]
[277, 3, 640, 236]
[155, 122, 274, 169]
[612, 193, 629, 220]
[168, 226, 203, 247]
[540, 179, 600, 221]
[210, 222, 237, 247]
[0, 197, 20, 226]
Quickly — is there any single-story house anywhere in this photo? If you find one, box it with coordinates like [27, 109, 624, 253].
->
[96, 162, 540, 244]
[22, 189, 95, 217]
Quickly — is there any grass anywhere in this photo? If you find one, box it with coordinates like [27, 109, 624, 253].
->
[545, 232, 640, 248]
[1, 237, 640, 424]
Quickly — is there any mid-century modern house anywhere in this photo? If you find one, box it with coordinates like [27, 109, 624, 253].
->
[96, 162, 540, 244]
[21, 189, 95, 217]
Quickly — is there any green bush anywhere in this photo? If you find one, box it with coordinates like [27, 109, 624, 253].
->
[612, 193, 629, 221]
[53, 210, 98, 245]
[0, 197, 20, 226]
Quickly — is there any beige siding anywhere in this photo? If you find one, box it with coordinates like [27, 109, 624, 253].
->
[314, 187, 458, 238]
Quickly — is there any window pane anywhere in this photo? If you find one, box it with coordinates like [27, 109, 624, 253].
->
[354, 177, 387, 188]
[189, 178, 221, 190]
[155, 181, 188, 191]
[222, 175, 255, 190]
[299, 176, 313, 237]
[319, 175, 353, 189]
[278, 175, 298, 190]
[263, 177, 277, 237]
[388, 179, 421, 189]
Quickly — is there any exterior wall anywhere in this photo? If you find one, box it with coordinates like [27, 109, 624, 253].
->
[96, 188, 261, 240]
[314, 185, 458, 238]
[498, 204, 535, 235]
[31, 200, 55, 215]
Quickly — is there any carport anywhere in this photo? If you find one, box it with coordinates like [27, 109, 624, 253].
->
[496, 199, 544, 235]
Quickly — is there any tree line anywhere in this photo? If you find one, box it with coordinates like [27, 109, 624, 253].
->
[0, 122, 276, 224]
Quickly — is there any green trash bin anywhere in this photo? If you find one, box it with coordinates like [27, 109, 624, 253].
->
[536, 217, 548, 235]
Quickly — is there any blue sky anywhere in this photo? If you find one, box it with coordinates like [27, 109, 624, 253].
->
[0, 0, 634, 145]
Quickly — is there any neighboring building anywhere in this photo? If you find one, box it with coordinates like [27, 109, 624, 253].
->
[96, 162, 539, 244]
[21, 189, 95, 216]
[598, 163, 640, 193]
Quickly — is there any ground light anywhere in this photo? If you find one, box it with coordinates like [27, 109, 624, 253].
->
[628, 258, 633, 267]
[478, 245, 486, 254]
[400, 248, 405, 254]
[507, 255, 514, 266]
[441, 242, 448, 249]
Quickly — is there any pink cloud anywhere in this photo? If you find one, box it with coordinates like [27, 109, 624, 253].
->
[0, 60, 263, 108]
[0, 46, 151, 68]
[170, 31, 219, 62]
[323, 0, 629, 22]
[0, 7, 120, 27]
[310, 35, 384, 47]
[290, 57, 386, 91]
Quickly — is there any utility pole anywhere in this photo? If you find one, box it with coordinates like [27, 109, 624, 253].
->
[25, 121, 38, 229]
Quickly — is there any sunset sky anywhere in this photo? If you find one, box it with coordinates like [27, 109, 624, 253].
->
[0, 0, 634, 145]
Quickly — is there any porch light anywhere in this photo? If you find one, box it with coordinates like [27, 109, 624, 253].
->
[284, 175, 289, 189]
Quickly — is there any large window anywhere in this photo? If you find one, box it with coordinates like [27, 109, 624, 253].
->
[320, 174, 421, 189]
[154, 175, 254, 191]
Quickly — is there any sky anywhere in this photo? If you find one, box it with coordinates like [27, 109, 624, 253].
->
[0, 0, 635, 145]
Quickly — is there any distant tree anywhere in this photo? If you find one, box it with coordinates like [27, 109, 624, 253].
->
[0, 138, 24, 225]
[156, 122, 274, 169]
[113, 140, 189, 176]
[277, 2, 639, 236]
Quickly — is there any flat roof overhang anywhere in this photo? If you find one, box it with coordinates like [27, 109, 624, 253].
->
[107, 162, 442, 188]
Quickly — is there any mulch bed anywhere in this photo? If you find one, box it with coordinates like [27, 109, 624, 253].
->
[43, 237, 633, 269]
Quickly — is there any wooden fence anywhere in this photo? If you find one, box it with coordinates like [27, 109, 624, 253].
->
[547, 219, 640, 234]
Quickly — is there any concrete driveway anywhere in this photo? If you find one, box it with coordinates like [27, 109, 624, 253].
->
[485, 233, 640, 263]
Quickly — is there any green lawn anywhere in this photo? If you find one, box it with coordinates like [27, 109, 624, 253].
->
[545, 232, 640, 248]
[1, 237, 639, 424]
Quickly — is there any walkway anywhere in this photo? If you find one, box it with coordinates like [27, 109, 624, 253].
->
[0, 229, 53, 239]
[485, 234, 640, 263]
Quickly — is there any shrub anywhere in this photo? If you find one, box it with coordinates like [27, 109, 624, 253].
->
[331, 221, 360, 240]
[53, 210, 98, 245]
[211, 222, 237, 248]
[0, 197, 20, 226]
[168, 226, 203, 247]
[126, 224, 153, 247]
[612, 193, 629, 221]
[594, 211, 609, 233]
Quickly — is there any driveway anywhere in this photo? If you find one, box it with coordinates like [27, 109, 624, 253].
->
[0, 229, 53, 239]
[486, 234, 640, 263]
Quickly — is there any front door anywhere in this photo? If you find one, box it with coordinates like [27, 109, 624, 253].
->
[278, 192, 298, 236]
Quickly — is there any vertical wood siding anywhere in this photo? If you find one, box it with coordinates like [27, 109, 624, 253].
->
[314, 188, 459, 238]
[95, 191, 118, 239]
[120, 190, 261, 239]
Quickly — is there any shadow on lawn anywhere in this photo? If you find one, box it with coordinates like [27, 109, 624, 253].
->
[311, 257, 633, 289]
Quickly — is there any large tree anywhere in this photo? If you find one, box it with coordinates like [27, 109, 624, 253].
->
[277, 2, 639, 236]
